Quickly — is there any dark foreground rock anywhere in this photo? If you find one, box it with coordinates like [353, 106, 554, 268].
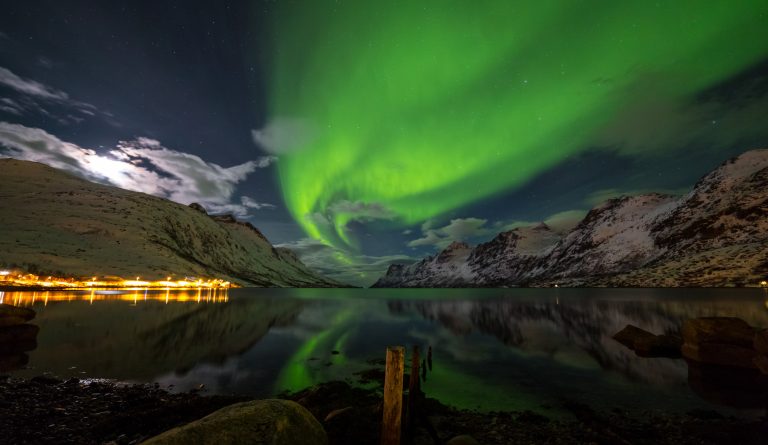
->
[1, 377, 767, 445]
[682, 318, 759, 368]
[0, 321, 39, 372]
[0, 377, 247, 445]
[753, 329, 768, 375]
[683, 318, 756, 347]
[612, 325, 682, 358]
[446, 435, 481, 445]
[0, 303, 35, 327]
[687, 362, 768, 409]
[143, 399, 327, 445]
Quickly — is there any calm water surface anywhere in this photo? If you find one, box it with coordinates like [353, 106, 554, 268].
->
[3, 288, 768, 417]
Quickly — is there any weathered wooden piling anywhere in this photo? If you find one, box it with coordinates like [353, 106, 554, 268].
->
[406, 345, 420, 433]
[381, 346, 405, 445]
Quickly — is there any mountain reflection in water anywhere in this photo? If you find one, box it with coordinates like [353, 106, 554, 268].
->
[5, 288, 768, 416]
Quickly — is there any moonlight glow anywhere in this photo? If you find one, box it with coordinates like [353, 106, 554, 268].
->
[263, 0, 768, 248]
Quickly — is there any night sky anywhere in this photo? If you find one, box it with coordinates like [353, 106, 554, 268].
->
[1, 1, 767, 285]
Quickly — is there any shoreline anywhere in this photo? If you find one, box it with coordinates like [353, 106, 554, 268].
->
[1, 376, 766, 445]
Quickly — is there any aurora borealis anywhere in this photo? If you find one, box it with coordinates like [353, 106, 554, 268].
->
[264, 1, 768, 250]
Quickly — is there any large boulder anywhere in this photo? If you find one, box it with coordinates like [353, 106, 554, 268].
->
[612, 325, 682, 358]
[687, 361, 767, 409]
[682, 317, 755, 347]
[754, 354, 768, 375]
[754, 329, 768, 354]
[0, 352, 28, 372]
[682, 342, 757, 368]
[682, 318, 758, 368]
[141, 399, 328, 445]
[0, 304, 35, 327]
[447, 435, 481, 445]
[0, 324, 39, 353]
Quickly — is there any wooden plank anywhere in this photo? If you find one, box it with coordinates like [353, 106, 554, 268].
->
[381, 346, 405, 445]
[406, 345, 420, 434]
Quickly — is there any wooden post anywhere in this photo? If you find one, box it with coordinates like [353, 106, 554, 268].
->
[381, 346, 405, 445]
[406, 345, 420, 434]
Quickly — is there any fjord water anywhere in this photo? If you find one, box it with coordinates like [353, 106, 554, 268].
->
[4, 288, 768, 417]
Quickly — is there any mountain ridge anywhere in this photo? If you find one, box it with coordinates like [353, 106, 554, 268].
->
[374, 149, 768, 288]
[0, 158, 340, 287]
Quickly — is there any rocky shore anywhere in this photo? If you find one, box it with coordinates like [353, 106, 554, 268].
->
[1, 375, 767, 445]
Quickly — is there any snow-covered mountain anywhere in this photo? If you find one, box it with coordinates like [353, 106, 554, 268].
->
[374, 149, 768, 288]
[0, 159, 340, 287]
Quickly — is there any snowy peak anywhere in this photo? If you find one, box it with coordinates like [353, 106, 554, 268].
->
[692, 149, 768, 194]
[436, 241, 471, 262]
[652, 148, 768, 255]
[375, 149, 768, 288]
[542, 193, 679, 278]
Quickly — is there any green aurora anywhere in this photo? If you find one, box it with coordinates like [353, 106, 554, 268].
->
[263, 1, 768, 249]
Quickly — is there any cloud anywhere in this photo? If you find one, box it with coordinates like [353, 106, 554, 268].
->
[0, 66, 69, 101]
[542, 209, 588, 233]
[0, 66, 103, 123]
[496, 209, 588, 235]
[36, 57, 54, 69]
[276, 237, 417, 286]
[251, 117, 316, 154]
[299, 199, 397, 245]
[241, 196, 275, 210]
[592, 71, 768, 157]
[305, 212, 332, 228]
[0, 98, 23, 115]
[408, 217, 491, 249]
[0, 122, 274, 217]
[327, 200, 396, 222]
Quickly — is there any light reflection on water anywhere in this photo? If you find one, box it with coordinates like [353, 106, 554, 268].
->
[3, 288, 229, 306]
[4, 287, 768, 417]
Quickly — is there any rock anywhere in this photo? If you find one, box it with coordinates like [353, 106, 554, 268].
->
[681, 318, 761, 368]
[682, 317, 755, 347]
[613, 325, 656, 348]
[31, 375, 62, 385]
[635, 334, 682, 358]
[753, 329, 768, 354]
[0, 304, 35, 327]
[188, 203, 207, 214]
[447, 435, 481, 445]
[612, 325, 682, 358]
[682, 342, 757, 368]
[0, 324, 39, 353]
[687, 361, 766, 409]
[0, 353, 29, 372]
[141, 399, 328, 445]
[323, 406, 352, 422]
[754, 354, 768, 375]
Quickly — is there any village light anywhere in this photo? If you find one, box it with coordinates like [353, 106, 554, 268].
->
[0, 271, 234, 289]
